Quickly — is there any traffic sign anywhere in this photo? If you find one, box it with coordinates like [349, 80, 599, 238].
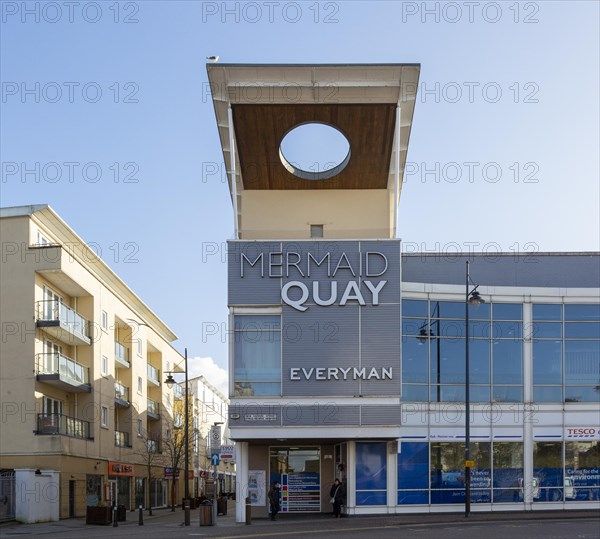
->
[211, 453, 220, 466]
[210, 425, 221, 451]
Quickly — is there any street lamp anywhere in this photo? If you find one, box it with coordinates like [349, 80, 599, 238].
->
[164, 347, 190, 526]
[465, 261, 485, 518]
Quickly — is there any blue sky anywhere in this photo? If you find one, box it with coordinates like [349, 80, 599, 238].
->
[2, 1, 599, 373]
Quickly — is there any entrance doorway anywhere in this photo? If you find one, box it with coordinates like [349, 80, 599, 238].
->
[108, 480, 117, 507]
[68, 480, 75, 517]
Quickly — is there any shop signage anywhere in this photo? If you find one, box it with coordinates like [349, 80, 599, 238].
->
[108, 461, 134, 476]
[164, 467, 180, 479]
[565, 427, 599, 440]
[240, 250, 389, 312]
[290, 366, 392, 381]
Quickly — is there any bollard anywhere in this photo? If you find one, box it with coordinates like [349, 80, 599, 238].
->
[113, 506, 118, 527]
[138, 505, 143, 525]
[184, 499, 190, 526]
[245, 496, 251, 525]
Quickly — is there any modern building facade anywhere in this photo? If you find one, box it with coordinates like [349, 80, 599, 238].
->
[206, 63, 600, 521]
[0, 205, 190, 521]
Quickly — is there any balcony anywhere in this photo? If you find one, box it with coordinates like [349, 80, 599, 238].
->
[115, 342, 130, 368]
[147, 364, 160, 387]
[147, 399, 160, 420]
[147, 438, 161, 453]
[36, 413, 93, 439]
[173, 384, 183, 400]
[114, 382, 130, 407]
[36, 353, 91, 392]
[35, 300, 91, 346]
[115, 430, 131, 448]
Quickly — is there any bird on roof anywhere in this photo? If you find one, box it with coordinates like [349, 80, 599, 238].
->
[206, 55, 219, 63]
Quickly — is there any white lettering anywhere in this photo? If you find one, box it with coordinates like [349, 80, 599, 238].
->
[240, 252, 263, 277]
[364, 280, 387, 305]
[340, 281, 365, 306]
[333, 252, 356, 277]
[313, 281, 337, 306]
[315, 368, 326, 380]
[368, 367, 380, 380]
[382, 367, 393, 380]
[282, 281, 309, 311]
[339, 367, 351, 380]
[290, 368, 300, 380]
[327, 367, 339, 379]
[365, 252, 388, 276]
[353, 367, 366, 379]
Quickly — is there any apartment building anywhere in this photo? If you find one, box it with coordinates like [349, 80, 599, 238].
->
[0, 204, 188, 522]
[188, 375, 236, 498]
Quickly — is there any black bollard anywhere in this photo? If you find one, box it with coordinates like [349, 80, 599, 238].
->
[138, 505, 143, 525]
[113, 506, 118, 527]
[245, 497, 251, 525]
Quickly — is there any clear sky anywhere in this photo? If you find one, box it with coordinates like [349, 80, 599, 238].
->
[2, 1, 599, 376]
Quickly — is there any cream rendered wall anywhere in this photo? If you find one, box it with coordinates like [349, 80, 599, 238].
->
[240, 190, 393, 239]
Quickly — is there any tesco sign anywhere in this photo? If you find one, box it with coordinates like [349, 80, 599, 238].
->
[565, 427, 599, 440]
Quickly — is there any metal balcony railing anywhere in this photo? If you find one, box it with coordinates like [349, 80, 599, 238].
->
[147, 364, 160, 385]
[147, 399, 160, 417]
[36, 353, 89, 385]
[147, 438, 161, 453]
[36, 413, 92, 439]
[115, 430, 131, 447]
[115, 382, 130, 404]
[35, 300, 91, 341]
[115, 342, 130, 367]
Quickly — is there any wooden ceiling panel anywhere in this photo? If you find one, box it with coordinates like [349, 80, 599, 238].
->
[232, 104, 396, 190]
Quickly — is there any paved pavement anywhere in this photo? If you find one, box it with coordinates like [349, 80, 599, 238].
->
[1, 501, 598, 539]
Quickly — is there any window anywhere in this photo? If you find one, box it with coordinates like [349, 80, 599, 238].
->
[101, 355, 108, 376]
[533, 442, 563, 502]
[356, 442, 387, 505]
[43, 396, 62, 417]
[137, 419, 143, 437]
[101, 310, 108, 331]
[36, 230, 51, 246]
[101, 406, 109, 428]
[233, 315, 281, 397]
[310, 224, 323, 238]
[137, 339, 142, 356]
[137, 376, 143, 395]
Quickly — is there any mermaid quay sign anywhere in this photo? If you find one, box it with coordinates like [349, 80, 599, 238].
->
[240, 250, 389, 312]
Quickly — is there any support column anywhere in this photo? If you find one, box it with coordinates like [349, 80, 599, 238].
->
[523, 301, 534, 510]
[235, 442, 249, 523]
[346, 441, 356, 515]
[387, 441, 398, 513]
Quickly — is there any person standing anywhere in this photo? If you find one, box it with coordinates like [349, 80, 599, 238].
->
[329, 479, 344, 518]
[268, 481, 281, 521]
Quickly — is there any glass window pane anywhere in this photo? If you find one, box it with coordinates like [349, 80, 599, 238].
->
[431, 442, 490, 488]
[234, 332, 281, 380]
[234, 381, 280, 397]
[402, 300, 428, 318]
[234, 315, 281, 330]
[532, 323, 563, 339]
[533, 386, 563, 402]
[533, 340, 562, 384]
[493, 442, 523, 490]
[565, 386, 600, 403]
[470, 321, 491, 339]
[493, 339, 523, 384]
[470, 385, 491, 402]
[493, 303, 523, 320]
[565, 442, 600, 489]
[533, 442, 563, 501]
[439, 320, 466, 338]
[432, 385, 465, 402]
[565, 341, 600, 384]
[401, 384, 429, 402]
[356, 442, 387, 491]
[431, 338, 465, 384]
[397, 442, 429, 489]
[431, 301, 463, 319]
[470, 340, 490, 384]
[402, 318, 428, 336]
[533, 304, 562, 321]
[492, 321, 522, 340]
[402, 337, 428, 383]
[356, 490, 387, 506]
[469, 302, 490, 320]
[565, 322, 600, 339]
[397, 490, 428, 504]
[492, 386, 523, 402]
[565, 304, 600, 321]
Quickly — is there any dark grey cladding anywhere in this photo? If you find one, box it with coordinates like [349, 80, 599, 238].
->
[402, 253, 600, 288]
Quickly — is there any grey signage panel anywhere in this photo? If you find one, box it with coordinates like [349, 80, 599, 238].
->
[360, 304, 402, 396]
[229, 403, 282, 427]
[281, 404, 360, 426]
[282, 305, 360, 397]
[360, 405, 403, 426]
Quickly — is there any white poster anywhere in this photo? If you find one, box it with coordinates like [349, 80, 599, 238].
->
[248, 470, 266, 506]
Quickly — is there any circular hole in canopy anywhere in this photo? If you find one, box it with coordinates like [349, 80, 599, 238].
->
[279, 122, 351, 180]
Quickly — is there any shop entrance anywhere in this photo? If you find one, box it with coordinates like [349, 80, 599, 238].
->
[269, 447, 321, 512]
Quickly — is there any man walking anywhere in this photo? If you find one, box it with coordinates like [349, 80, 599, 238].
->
[268, 481, 281, 521]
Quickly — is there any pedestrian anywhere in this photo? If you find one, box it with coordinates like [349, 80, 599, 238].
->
[268, 481, 281, 521]
[329, 479, 344, 518]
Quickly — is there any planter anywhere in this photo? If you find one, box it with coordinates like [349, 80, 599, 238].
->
[86, 506, 112, 525]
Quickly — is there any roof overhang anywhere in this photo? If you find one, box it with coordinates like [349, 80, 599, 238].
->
[207, 63, 421, 230]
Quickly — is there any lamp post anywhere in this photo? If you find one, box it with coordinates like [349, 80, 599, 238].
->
[465, 261, 485, 518]
[164, 348, 190, 526]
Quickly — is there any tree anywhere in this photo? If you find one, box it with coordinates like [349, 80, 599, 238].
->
[133, 427, 166, 516]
